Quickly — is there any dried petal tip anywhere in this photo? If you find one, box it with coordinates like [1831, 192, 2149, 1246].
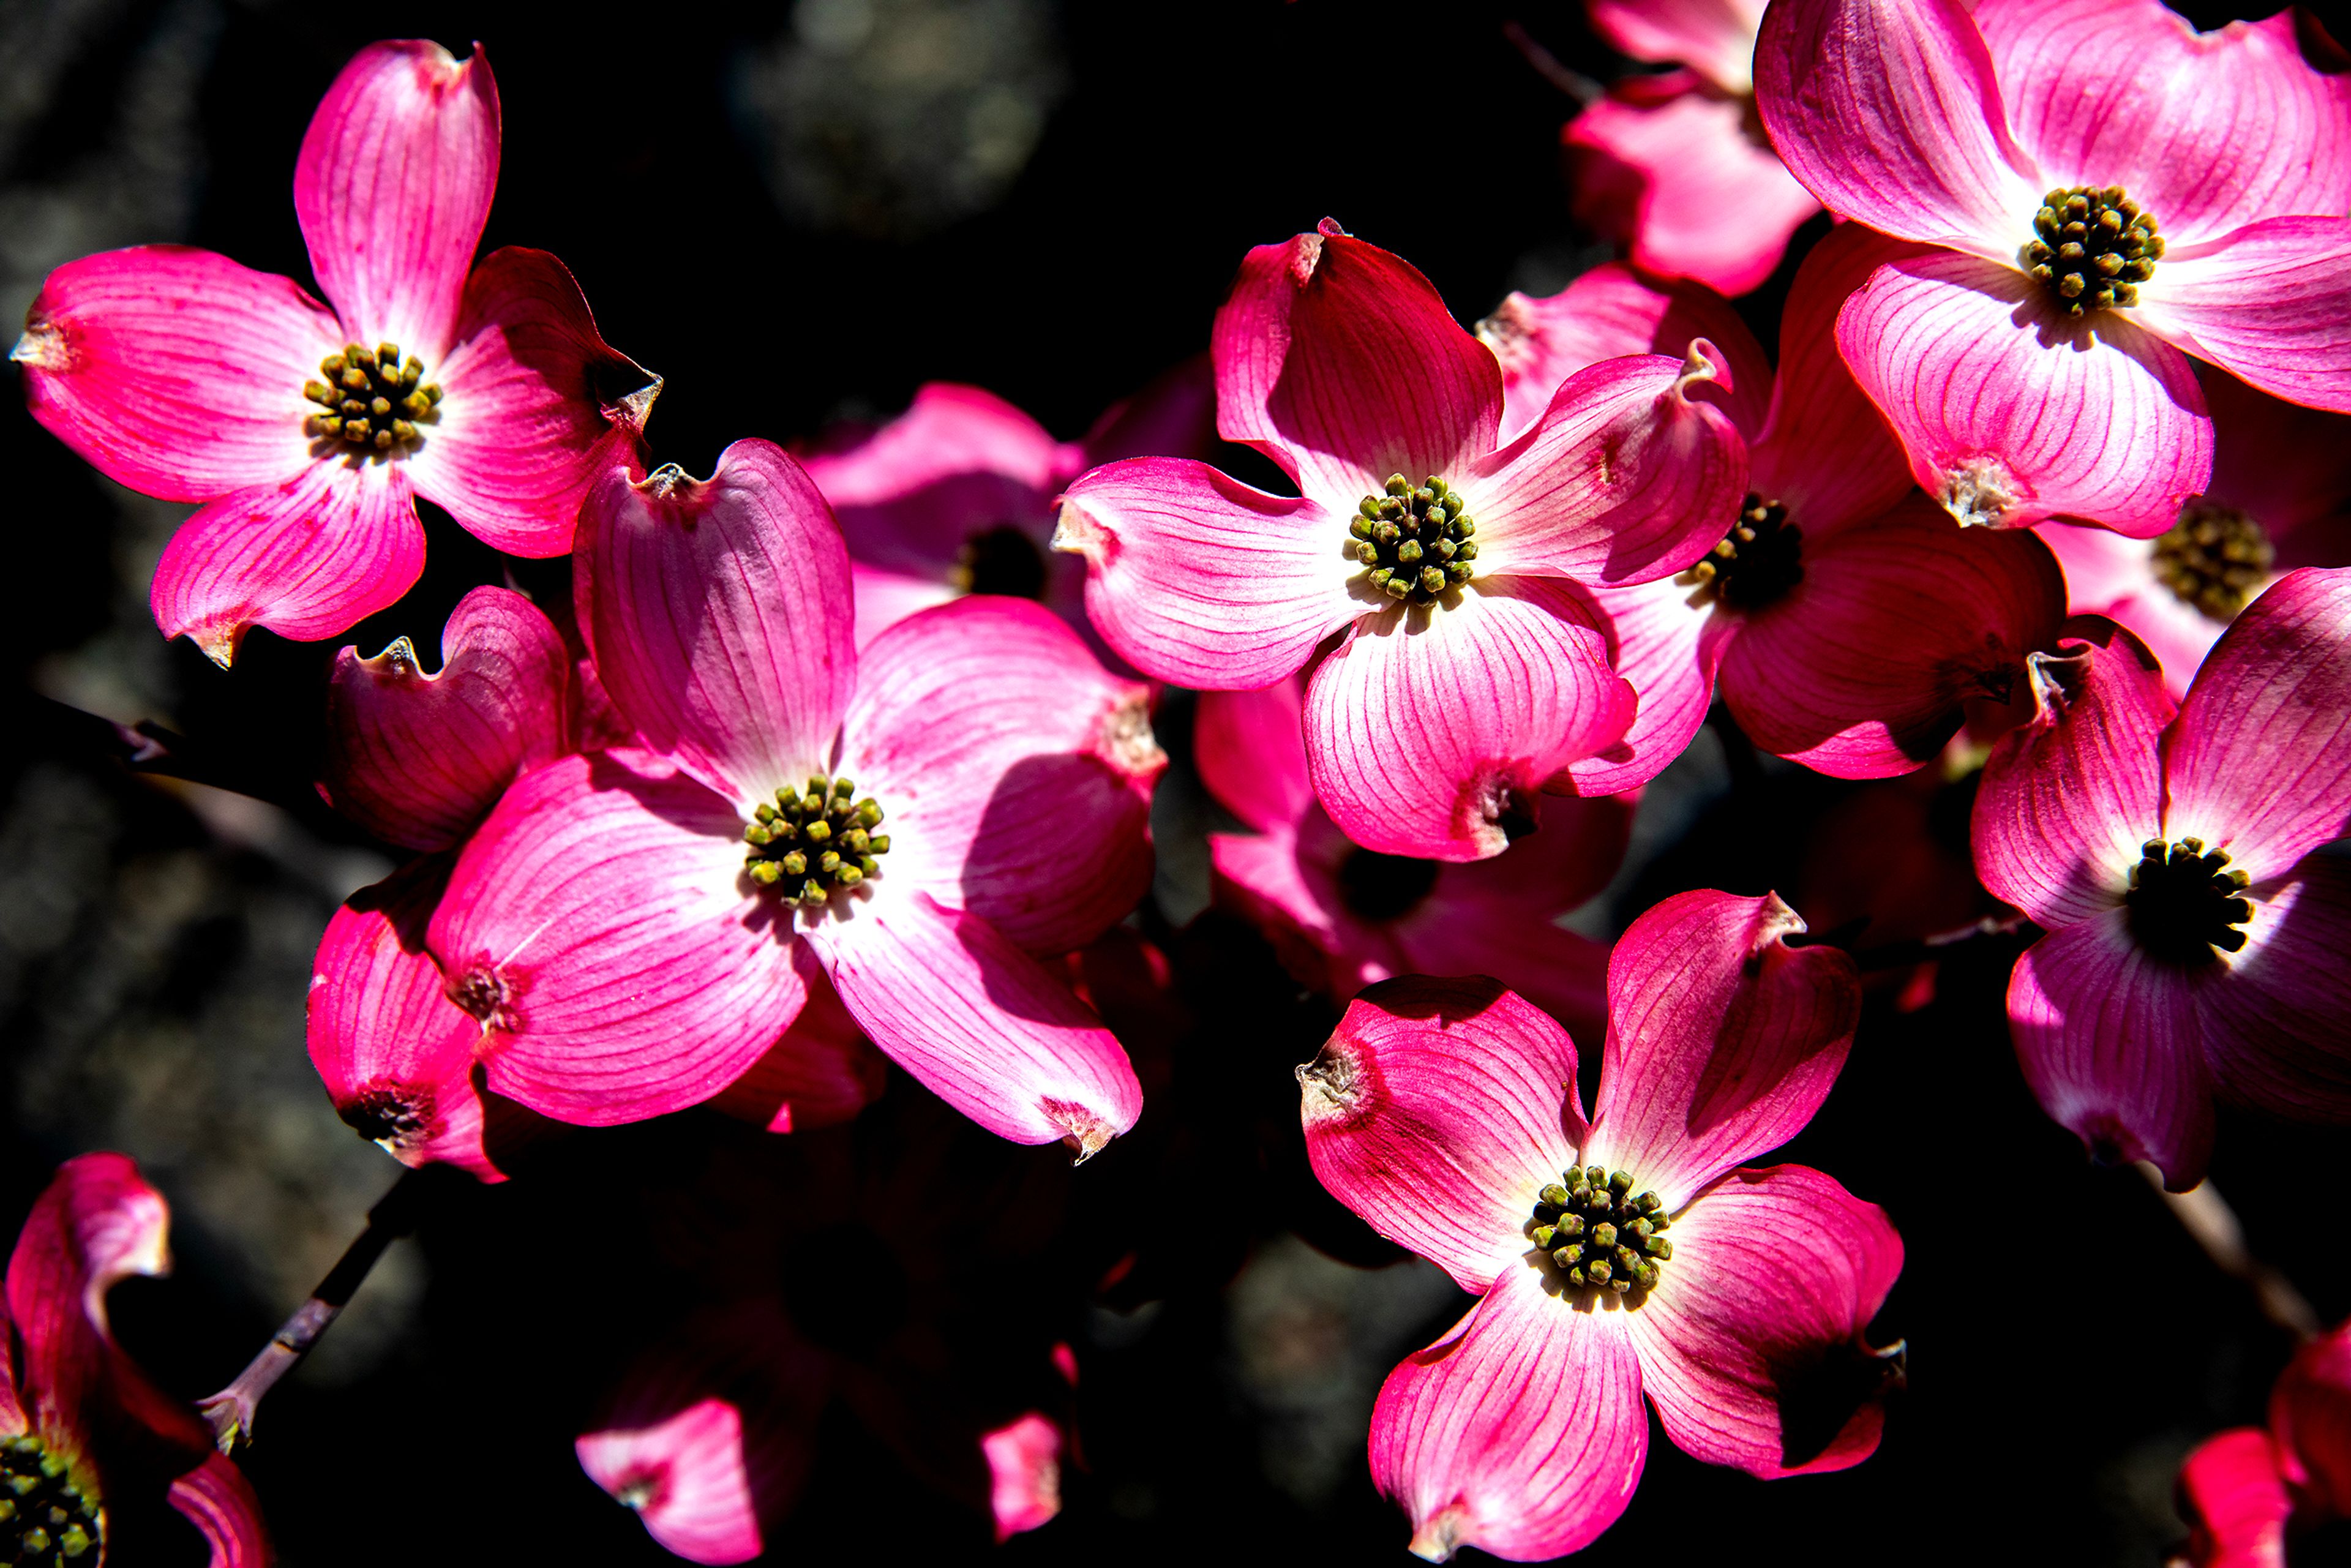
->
[9, 318, 67, 370]
[1940, 457, 2020, 529]
[1295, 1040, 1363, 1119]
[1043, 1098, 1118, 1163]
[1673, 336, 1730, 400]
[1408, 1504, 1467, 1563]
[1095, 691, 1166, 778]
[190, 621, 242, 670]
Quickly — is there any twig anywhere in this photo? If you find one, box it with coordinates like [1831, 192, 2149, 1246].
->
[2138, 1162, 2320, 1341]
[1837, 912, 2035, 973]
[24, 693, 320, 816]
[1501, 21, 1603, 106]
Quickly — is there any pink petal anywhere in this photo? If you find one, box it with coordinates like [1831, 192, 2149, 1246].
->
[1208, 825, 1348, 989]
[1971, 621, 2173, 926]
[1588, 890, 1861, 1207]
[1477, 261, 1772, 446]
[1720, 496, 2066, 777]
[321, 584, 572, 850]
[1627, 1164, 1902, 1477]
[1466, 348, 1748, 588]
[2008, 909, 2214, 1187]
[576, 440, 854, 806]
[837, 596, 1162, 955]
[294, 40, 498, 358]
[2271, 1315, 2351, 1520]
[1838, 251, 2213, 536]
[709, 960, 888, 1133]
[1559, 575, 1730, 798]
[430, 753, 806, 1126]
[2175, 1428, 2291, 1568]
[1213, 223, 1504, 506]
[801, 382, 1072, 541]
[981, 1412, 1065, 1542]
[7, 1153, 178, 1447]
[1565, 81, 1823, 298]
[1304, 579, 1635, 861]
[2165, 568, 2351, 882]
[168, 1452, 274, 1568]
[1588, 0, 1764, 88]
[11, 246, 340, 501]
[2198, 848, 2351, 1125]
[1194, 677, 1314, 835]
[152, 458, 423, 666]
[2132, 217, 2351, 417]
[2203, 362, 2351, 539]
[407, 246, 658, 557]
[1297, 976, 1587, 1294]
[1753, 0, 2040, 258]
[1051, 456, 1355, 689]
[805, 890, 1142, 1156]
[578, 1399, 767, 1564]
[849, 561, 962, 650]
[2034, 522, 2221, 699]
[1975, 0, 2351, 247]
[1370, 1266, 1646, 1563]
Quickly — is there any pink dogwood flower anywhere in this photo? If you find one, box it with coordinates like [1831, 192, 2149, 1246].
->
[424, 440, 1161, 1150]
[1054, 221, 1745, 859]
[1, 1153, 270, 1566]
[1756, 0, 2351, 538]
[10, 39, 654, 664]
[1299, 890, 1902, 1561]
[1479, 227, 2065, 781]
[1564, 0, 1821, 294]
[1194, 674, 1630, 1044]
[1971, 568, 2351, 1189]
[2175, 1314, 2351, 1567]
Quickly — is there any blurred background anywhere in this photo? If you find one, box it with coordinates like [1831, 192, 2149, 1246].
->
[2, 0, 2339, 1562]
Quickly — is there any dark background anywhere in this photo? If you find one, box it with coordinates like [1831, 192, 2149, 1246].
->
[3, 1, 2338, 1563]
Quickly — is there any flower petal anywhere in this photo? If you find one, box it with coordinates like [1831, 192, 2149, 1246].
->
[982, 1412, 1066, 1542]
[1051, 457, 1355, 689]
[708, 959, 888, 1134]
[1304, 579, 1635, 861]
[2132, 217, 2351, 419]
[838, 596, 1162, 955]
[322, 584, 572, 850]
[1213, 223, 1502, 506]
[1720, 497, 2066, 777]
[801, 383, 1072, 560]
[804, 890, 1142, 1155]
[407, 246, 657, 557]
[2174, 1428, 2292, 1568]
[430, 753, 806, 1126]
[1836, 252, 2212, 536]
[2271, 1315, 2351, 1521]
[1971, 620, 2172, 925]
[169, 1452, 274, 1568]
[1974, 0, 2351, 246]
[1298, 975, 1588, 1294]
[1559, 576, 1729, 798]
[2164, 568, 2351, 882]
[7, 1153, 178, 1449]
[1371, 1266, 1646, 1563]
[2034, 522, 2221, 699]
[577, 440, 854, 806]
[1194, 677, 1315, 835]
[1588, 0, 1763, 89]
[152, 459, 422, 666]
[11, 246, 339, 501]
[1753, 0, 2041, 258]
[578, 1400, 766, 1565]
[2200, 852, 2351, 1125]
[294, 39, 498, 358]
[1588, 890, 1861, 1209]
[2007, 909, 2214, 1188]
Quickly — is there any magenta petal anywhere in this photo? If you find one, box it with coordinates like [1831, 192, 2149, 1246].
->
[983, 1412, 1066, 1542]
[2133, 217, 2351, 419]
[1305, 580, 1635, 861]
[709, 961, 888, 1134]
[1837, 252, 2212, 536]
[152, 459, 423, 666]
[1628, 1165, 1902, 1477]
[1213, 225, 1503, 505]
[2036, 522, 2220, 699]
[577, 440, 854, 806]
[323, 585, 571, 850]
[12, 246, 339, 502]
[1298, 977, 1586, 1293]
[408, 246, 657, 557]
[168, 1452, 273, 1568]
[2009, 909, 2214, 1186]
[1753, 0, 2039, 257]
[838, 596, 1161, 955]
[1561, 576, 1728, 798]
[2165, 569, 2351, 882]
[294, 39, 498, 357]
[430, 754, 806, 1126]
[2272, 1316, 2351, 1520]
[1371, 1267, 1646, 1563]
[802, 382, 1072, 545]
[578, 1398, 766, 1564]
[1588, 0, 1763, 86]
[1720, 497, 2066, 777]
[1972, 621, 2172, 925]
[806, 891, 1142, 1156]
[6, 1153, 174, 1445]
[2175, 1428, 2292, 1568]
[1194, 677, 1314, 835]
[1052, 457, 1353, 689]
[2201, 854, 2351, 1124]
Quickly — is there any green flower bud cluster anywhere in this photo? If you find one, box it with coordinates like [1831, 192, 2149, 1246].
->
[2125, 837, 2254, 964]
[302, 340, 443, 450]
[1676, 493, 1802, 611]
[1349, 473, 1477, 605]
[1530, 1165, 1672, 1297]
[2153, 502, 2272, 621]
[2024, 185, 2162, 317]
[1, 1435, 101, 1564]
[745, 775, 889, 906]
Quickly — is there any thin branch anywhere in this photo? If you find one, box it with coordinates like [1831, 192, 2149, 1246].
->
[23, 693, 320, 816]
[1502, 21, 1603, 106]
[2138, 1161, 2320, 1341]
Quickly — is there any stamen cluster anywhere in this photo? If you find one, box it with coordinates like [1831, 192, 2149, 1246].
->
[2153, 502, 2273, 621]
[1676, 493, 1802, 610]
[2125, 837, 2253, 964]
[1529, 1165, 1671, 1297]
[1349, 474, 1477, 605]
[744, 775, 888, 907]
[1, 1435, 101, 1565]
[301, 341, 443, 451]
[2023, 186, 2163, 317]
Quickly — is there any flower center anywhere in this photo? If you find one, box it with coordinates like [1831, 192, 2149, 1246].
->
[1676, 493, 1802, 610]
[1336, 848, 1440, 921]
[1529, 1165, 1671, 1299]
[951, 525, 1049, 599]
[2023, 186, 2163, 317]
[2125, 838, 2253, 964]
[1349, 474, 1478, 606]
[302, 341, 443, 452]
[338, 1085, 432, 1148]
[1, 1435, 101, 1565]
[2152, 502, 2273, 622]
[744, 775, 890, 907]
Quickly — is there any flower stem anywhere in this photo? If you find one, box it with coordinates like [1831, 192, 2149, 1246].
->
[2137, 1162, 2320, 1341]
[1500, 21, 1602, 106]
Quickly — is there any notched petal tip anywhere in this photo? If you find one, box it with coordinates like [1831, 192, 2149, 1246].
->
[1048, 497, 1106, 561]
[1940, 456, 2023, 528]
[10, 316, 66, 369]
[637, 461, 694, 503]
[1673, 336, 1732, 403]
[1093, 689, 1166, 779]
[1043, 1098, 1118, 1164]
[609, 371, 663, 437]
[356, 633, 427, 681]
[1295, 1038, 1363, 1120]
[1408, 1506, 1465, 1563]
[1751, 889, 1807, 951]
[190, 621, 243, 670]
